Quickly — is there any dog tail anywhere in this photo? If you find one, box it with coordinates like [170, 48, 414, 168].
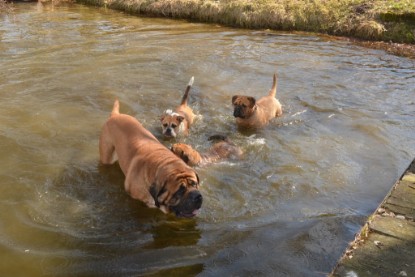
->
[180, 76, 194, 106]
[111, 99, 120, 116]
[268, 73, 277, 97]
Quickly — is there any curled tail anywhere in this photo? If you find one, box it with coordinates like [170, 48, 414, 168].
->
[268, 73, 277, 97]
[180, 76, 194, 106]
[111, 99, 120, 116]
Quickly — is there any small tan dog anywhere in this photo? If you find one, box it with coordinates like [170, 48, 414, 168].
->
[171, 135, 243, 167]
[99, 100, 202, 217]
[161, 76, 195, 138]
[232, 73, 282, 128]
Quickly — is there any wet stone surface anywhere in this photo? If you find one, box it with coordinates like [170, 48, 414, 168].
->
[331, 159, 415, 277]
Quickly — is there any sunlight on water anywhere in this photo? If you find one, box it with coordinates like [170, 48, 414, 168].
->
[0, 2, 414, 276]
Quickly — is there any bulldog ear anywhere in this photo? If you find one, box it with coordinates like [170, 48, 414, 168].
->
[247, 96, 256, 108]
[150, 183, 169, 207]
[157, 189, 169, 206]
[232, 95, 239, 105]
[149, 183, 160, 207]
[160, 114, 165, 122]
[176, 115, 185, 123]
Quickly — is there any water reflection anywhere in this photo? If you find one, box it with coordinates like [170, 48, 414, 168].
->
[36, 163, 202, 275]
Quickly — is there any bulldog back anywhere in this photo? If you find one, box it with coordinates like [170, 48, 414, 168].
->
[99, 100, 202, 217]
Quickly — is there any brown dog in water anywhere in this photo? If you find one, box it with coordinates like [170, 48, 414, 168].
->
[232, 73, 282, 128]
[171, 135, 243, 167]
[99, 99, 202, 217]
[161, 76, 195, 138]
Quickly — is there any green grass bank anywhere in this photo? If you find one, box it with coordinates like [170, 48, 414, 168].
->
[75, 0, 415, 44]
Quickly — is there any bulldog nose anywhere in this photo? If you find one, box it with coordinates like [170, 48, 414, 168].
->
[194, 193, 202, 204]
[233, 106, 242, 117]
[190, 191, 203, 206]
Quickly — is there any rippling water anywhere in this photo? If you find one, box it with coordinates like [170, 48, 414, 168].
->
[0, 3, 414, 276]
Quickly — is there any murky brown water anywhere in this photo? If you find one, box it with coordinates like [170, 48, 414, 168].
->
[0, 3, 414, 276]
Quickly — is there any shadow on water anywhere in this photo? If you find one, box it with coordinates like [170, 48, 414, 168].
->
[40, 163, 203, 276]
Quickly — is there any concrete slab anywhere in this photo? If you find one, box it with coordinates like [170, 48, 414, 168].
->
[330, 158, 415, 277]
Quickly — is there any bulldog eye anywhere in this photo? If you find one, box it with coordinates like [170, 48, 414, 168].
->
[163, 123, 168, 127]
[182, 154, 189, 164]
[173, 184, 186, 197]
[169, 185, 186, 206]
[171, 124, 177, 128]
[189, 180, 197, 187]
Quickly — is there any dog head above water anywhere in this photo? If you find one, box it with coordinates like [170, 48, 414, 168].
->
[232, 95, 256, 119]
[150, 171, 202, 218]
[160, 109, 185, 138]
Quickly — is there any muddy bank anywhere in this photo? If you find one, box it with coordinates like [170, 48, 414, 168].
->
[341, 37, 415, 59]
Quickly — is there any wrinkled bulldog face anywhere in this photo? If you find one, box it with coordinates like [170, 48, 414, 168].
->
[232, 95, 256, 119]
[171, 143, 200, 166]
[160, 110, 184, 138]
[150, 173, 202, 218]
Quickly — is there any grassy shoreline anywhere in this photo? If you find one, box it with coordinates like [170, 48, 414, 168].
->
[2, 0, 414, 57]
[74, 0, 415, 44]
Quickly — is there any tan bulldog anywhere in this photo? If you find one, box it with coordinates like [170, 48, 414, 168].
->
[232, 73, 282, 128]
[161, 76, 195, 138]
[99, 100, 202, 217]
[171, 135, 243, 167]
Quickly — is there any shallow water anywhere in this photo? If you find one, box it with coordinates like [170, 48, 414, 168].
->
[0, 3, 414, 276]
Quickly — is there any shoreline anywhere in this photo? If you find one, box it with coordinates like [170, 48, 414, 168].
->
[2, 0, 414, 58]
[73, 0, 415, 58]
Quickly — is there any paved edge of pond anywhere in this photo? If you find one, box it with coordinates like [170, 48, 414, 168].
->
[330, 158, 415, 277]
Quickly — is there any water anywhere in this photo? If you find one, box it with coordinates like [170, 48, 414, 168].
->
[0, 3, 414, 276]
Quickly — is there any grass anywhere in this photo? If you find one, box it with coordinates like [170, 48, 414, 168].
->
[0, 0, 14, 13]
[75, 0, 415, 44]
